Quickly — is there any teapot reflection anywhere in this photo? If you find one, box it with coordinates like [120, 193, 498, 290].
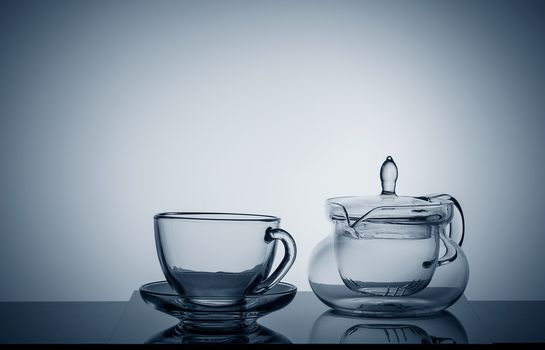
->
[310, 310, 467, 344]
[146, 323, 291, 344]
[341, 324, 455, 344]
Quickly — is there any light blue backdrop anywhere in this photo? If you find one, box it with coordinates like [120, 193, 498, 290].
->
[1, 0, 544, 301]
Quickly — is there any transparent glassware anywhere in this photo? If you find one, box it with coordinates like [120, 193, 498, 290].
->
[146, 324, 292, 344]
[310, 310, 468, 344]
[140, 281, 297, 333]
[308, 156, 469, 317]
[155, 212, 297, 306]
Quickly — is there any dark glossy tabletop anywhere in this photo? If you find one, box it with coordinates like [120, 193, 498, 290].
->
[1, 292, 545, 344]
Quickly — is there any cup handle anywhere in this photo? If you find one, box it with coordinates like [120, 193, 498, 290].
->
[253, 227, 297, 294]
[423, 193, 465, 266]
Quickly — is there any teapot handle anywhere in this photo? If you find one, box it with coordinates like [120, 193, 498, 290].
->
[421, 194, 465, 266]
[437, 233, 458, 266]
[424, 193, 465, 246]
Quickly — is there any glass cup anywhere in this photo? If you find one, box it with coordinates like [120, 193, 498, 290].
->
[154, 212, 296, 306]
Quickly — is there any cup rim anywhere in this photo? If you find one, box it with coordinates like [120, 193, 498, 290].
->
[154, 212, 280, 222]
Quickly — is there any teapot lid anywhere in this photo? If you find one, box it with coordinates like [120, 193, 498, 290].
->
[326, 156, 453, 224]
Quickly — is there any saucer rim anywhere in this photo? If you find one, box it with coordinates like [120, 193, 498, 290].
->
[140, 280, 297, 298]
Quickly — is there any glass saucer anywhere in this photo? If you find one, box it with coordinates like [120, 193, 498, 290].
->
[139, 281, 296, 333]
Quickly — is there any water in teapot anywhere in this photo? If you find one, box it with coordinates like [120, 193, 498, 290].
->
[335, 222, 441, 296]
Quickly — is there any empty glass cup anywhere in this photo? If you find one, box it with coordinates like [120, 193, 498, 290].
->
[154, 212, 296, 306]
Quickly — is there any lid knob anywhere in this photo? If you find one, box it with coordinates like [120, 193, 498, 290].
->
[380, 156, 398, 196]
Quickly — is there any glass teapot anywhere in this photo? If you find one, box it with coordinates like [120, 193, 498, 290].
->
[309, 156, 469, 317]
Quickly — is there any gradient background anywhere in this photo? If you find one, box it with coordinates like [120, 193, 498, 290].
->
[1, 0, 544, 301]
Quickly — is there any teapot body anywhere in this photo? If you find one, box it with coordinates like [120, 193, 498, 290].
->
[308, 229, 469, 317]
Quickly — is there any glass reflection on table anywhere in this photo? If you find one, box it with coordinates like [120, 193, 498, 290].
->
[146, 323, 291, 344]
[310, 310, 468, 344]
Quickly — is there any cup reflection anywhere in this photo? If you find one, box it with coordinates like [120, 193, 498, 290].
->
[146, 323, 291, 344]
[310, 310, 467, 344]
